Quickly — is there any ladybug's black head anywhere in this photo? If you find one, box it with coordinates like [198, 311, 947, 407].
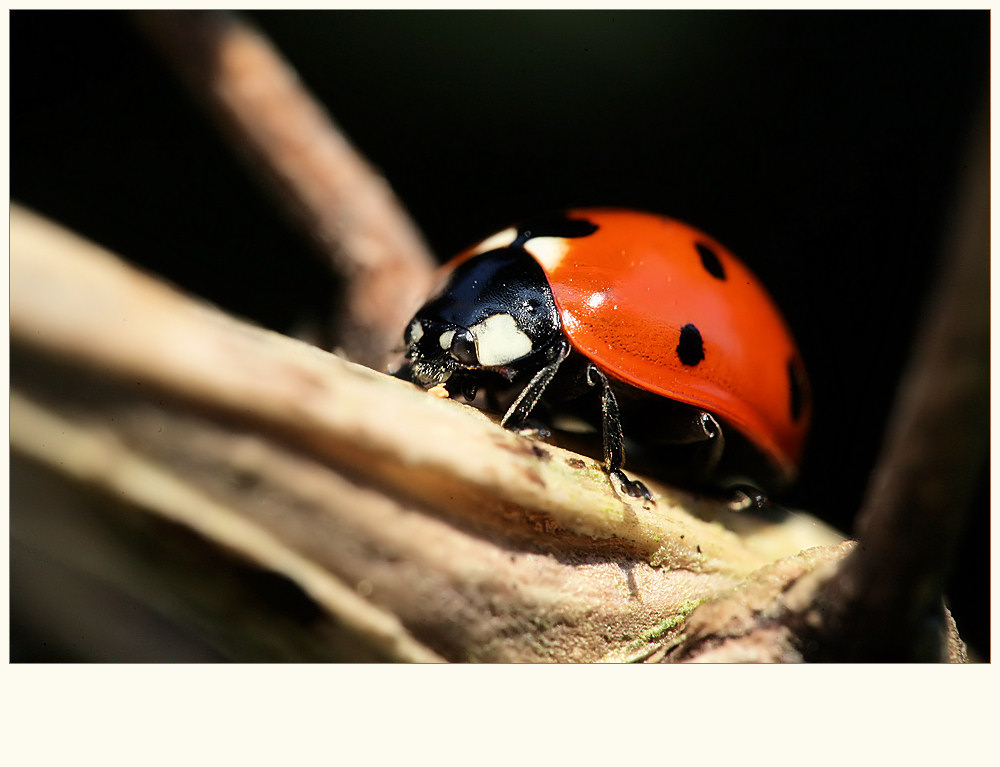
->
[402, 247, 562, 387]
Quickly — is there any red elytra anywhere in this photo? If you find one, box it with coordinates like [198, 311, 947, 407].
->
[509, 208, 810, 482]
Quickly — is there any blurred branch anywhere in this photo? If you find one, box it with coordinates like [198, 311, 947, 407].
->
[134, 10, 435, 368]
[655, 105, 988, 664]
[798, 105, 990, 661]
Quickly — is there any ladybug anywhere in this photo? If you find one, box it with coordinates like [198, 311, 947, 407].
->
[397, 208, 810, 507]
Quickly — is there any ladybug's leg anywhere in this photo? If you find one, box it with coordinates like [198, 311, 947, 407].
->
[726, 485, 770, 512]
[691, 411, 725, 476]
[500, 339, 570, 430]
[679, 414, 770, 511]
[586, 365, 652, 501]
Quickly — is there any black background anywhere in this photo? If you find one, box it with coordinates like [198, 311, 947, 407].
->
[11, 10, 989, 659]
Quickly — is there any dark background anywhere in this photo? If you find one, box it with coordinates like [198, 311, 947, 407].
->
[11, 10, 989, 659]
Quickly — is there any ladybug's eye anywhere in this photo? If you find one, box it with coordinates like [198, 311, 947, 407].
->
[448, 328, 479, 365]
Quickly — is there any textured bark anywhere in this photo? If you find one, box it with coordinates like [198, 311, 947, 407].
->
[11, 204, 850, 662]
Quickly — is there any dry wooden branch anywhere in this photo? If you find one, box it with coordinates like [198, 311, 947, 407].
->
[134, 10, 436, 368]
[11, 204, 854, 662]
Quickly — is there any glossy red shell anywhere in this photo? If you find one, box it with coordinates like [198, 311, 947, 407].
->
[451, 207, 810, 482]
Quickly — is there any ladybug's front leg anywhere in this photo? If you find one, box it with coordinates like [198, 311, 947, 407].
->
[500, 339, 570, 430]
[586, 365, 652, 501]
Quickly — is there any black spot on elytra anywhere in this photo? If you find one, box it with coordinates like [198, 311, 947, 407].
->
[515, 213, 599, 245]
[696, 242, 726, 280]
[788, 357, 808, 422]
[677, 323, 705, 366]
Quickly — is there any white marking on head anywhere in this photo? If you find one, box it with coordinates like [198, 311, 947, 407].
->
[438, 329, 456, 350]
[587, 292, 606, 309]
[471, 227, 518, 255]
[469, 313, 533, 366]
[523, 236, 570, 271]
[408, 320, 424, 344]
